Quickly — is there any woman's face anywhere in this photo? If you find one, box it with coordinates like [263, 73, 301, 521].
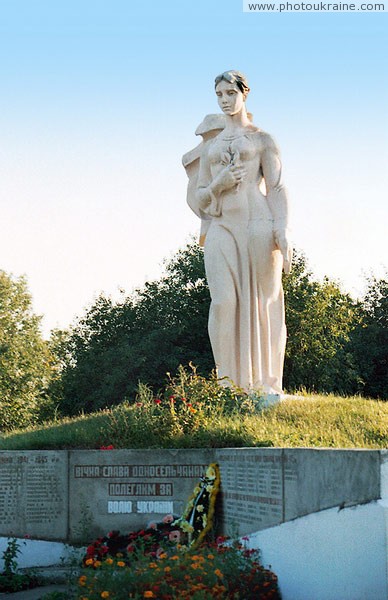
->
[215, 80, 245, 116]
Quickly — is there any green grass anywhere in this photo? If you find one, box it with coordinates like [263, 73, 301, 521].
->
[0, 394, 387, 450]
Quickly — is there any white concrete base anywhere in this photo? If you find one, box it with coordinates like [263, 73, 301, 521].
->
[0, 538, 83, 569]
[246, 500, 388, 600]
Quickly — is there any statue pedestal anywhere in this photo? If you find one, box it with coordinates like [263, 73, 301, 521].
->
[248, 390, 282, 409]
[261, 393, 281, 408]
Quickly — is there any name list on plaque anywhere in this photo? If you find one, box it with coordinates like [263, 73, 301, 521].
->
[0, 451, 68, 540]
[216, 450, 284, 535]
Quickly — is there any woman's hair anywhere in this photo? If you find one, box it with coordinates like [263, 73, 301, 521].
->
[214, 70, 250, 97]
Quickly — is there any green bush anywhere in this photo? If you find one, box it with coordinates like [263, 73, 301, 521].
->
[106, 366, 260, 449]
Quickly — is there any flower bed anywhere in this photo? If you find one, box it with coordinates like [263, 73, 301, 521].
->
[78, 462, 281, 598]
[78, 537, 280, 599]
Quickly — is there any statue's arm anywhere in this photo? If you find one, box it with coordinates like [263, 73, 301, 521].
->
[261, 135, 293, 273]
[196, 146, 247, 214]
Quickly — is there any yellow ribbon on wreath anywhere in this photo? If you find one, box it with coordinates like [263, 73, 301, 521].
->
[174, 463, 220, 548]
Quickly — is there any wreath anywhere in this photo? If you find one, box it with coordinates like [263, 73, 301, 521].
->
[173, 462, 220, 548]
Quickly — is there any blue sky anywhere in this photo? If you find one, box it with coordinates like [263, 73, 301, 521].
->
[1, 1, 387, 335]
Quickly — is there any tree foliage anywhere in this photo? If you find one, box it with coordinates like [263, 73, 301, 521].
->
[51, 243, 212, 415]
[51, 242, 386, 417]
[283, 251, 360, 394]
[349, 273, 388, 399]
[0, 271, 53, 430]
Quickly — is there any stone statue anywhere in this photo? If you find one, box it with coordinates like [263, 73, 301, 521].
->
[183, 70, 292, 395]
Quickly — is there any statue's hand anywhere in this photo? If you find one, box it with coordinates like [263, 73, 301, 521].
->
[274, 228, 293, 274]
[213, 164, 246, 193]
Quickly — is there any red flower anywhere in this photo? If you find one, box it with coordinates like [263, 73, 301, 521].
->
[100, 445, 115, 450]
[86, 545, 95, 555]
[154, 398, 162, 404]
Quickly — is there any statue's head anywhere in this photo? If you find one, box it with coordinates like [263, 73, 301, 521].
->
[214, 70, 250, 118]
[214, 70, 250, 99]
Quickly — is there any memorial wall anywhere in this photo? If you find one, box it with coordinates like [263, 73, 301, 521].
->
[0, 448, 382, 542]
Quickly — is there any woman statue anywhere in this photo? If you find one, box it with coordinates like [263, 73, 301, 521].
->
[183, 70, 292, 395]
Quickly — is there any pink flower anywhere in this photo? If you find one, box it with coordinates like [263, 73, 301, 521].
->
[162, 514, 174, 524]
[147, 522, 157, 530]
[168, 530, 181, 543]
[216, 535, 228, 546]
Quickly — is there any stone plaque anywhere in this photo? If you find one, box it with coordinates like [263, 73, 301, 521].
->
[0, 451, 68, 540]
[68, 449, 214, 542]
[215, 449, 284, 536]
[284, 449, 381, 521]
[0, 447, 383, 543]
